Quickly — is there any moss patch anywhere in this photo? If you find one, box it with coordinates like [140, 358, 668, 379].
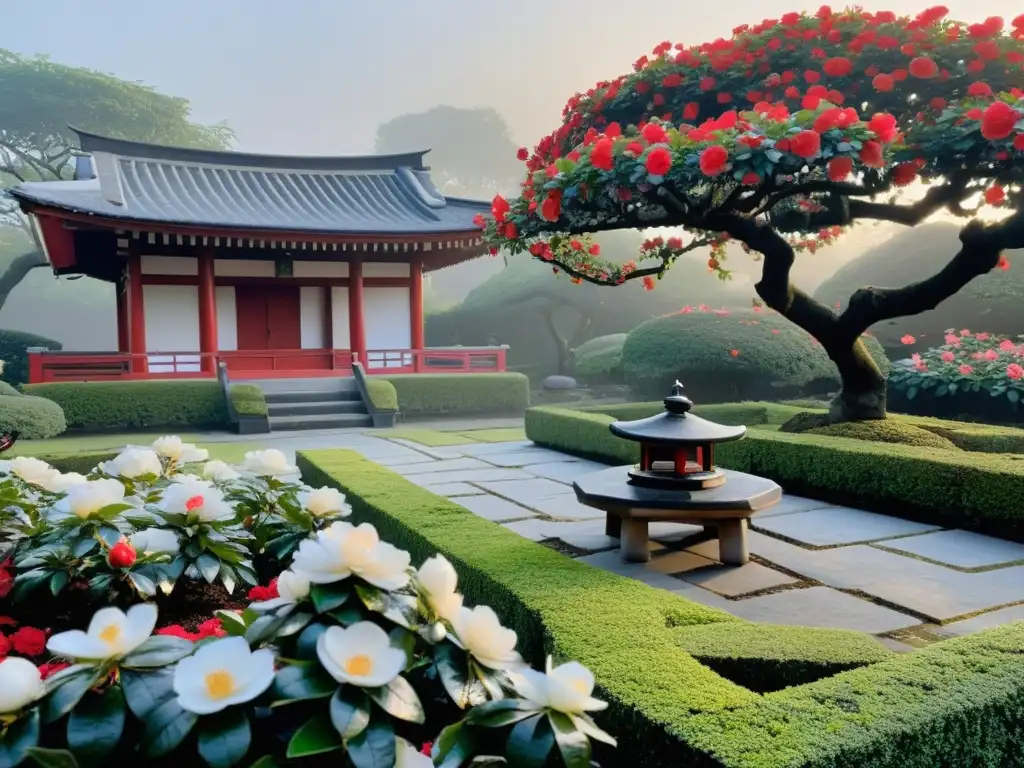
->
[807, 420, 959, 450]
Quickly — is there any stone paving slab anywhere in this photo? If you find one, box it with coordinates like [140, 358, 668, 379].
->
[936, 603, 1024, 636]
[408, 468, 534, 486]
[525, 495, 606, 521]
[456, 495, 537, 523]
[391, 458, 492, 476]
[475, 478, 570, 505]
[384, 440, 465, 460]
[875, 529, 1024, 569]
[375, 454, 438, 467]
[728, 587, 920, 633]
[522, 460, 610, 484]
[575, 551, 732, 610]
[448, 441, 535, 456]
[476, 448, 574, 467]
[649, 522, 706, 543]
[753, 507, 941, 546]
[425, 483, 486, 497]
[754, 495, 838, 519]
[745, 531, 1024, 622]
[676, 561, 800, 597]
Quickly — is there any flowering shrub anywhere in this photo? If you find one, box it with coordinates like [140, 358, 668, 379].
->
[0, 439, 617, 766]
[892, 330, 1024, 404]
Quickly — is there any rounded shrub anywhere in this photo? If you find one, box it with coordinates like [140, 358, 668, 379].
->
[805, 419, 959, 450]
[621, 310, 882, 401]
[0, 329, 62, 385]
[0, 392, 66, 438]
[573, 333, 626, 384]
[0, 380, 22, 397]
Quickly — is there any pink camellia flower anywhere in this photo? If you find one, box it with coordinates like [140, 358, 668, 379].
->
[1000, 339, 1017, 352]
[1008, 363, 1024, 381]
[972, 352, 984, 360]
[959, 364, 974, 375]
[911, 353, 922, 363]
[960, 329, 971, 336]
[941, 351, 956, 363]
[976, 333, 990, 341]
[944, 333, 960, 345]
[984, 349, 1000, 361]
[901, 334, 916, 345]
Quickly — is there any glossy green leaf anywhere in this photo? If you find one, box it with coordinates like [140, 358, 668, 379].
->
[120, 668, 176, 720]
[549, 712, 591, 768]
[285, 713, 341, 758]
[48, 572, 69, 597]
[467, 699, 540, 728]
[433, 722, 476, 768]
[366, 675, 424, 724]
[310, 582, 351, 614]
[328, 686, 370, 740]
[23, 748, 78, 768]
[505, 714, 555, 768]
[216, 610, 248, 638]
[294, 622, 326, 661]
[435, 642, 487, 709]
[41, 666, 101, 724]
[66, 686, 126, 761]
[326, 605, 363, 626]
[197, 707, 252, 768]
[143, 698, 198, 758]
[122, 635, 195, 669]
[571, 713, 617, 747]
[127, 571, 157, 598]
[271, 663, 336, 704]
[346, 717, 394, 768]
[197, 553, 222, 583]
[0, 709, 40, 768]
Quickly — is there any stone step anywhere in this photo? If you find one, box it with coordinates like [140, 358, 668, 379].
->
[263, 389, 362, 405]
[249, 377, 360, 395]
[268, 412, 373, 431]
[267, 400, 367, 417]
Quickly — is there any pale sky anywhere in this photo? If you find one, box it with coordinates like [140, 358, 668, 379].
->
[3, 0, 1019, 155]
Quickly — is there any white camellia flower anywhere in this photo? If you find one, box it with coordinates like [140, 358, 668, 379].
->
[40, 471, 89, 494]
[416, 555, 463, 622]
[47, 603, 158, 661]
[510, 658, 607, 715]
[129, 527, 181, 555]
[159, 478, 234, 523]
[0, 657, 44, 714]
[453, 605, 521, 670]
[202, 459, 241, 483]
[316, 622, 406, 688]
[172, 636, 275, 715]
[298, 486, 350, 518]
[242, 449, 298, 478]
[54, 479, 127, 520]
[250, 569, 310, 611]
[291, 521, 410, 589]
[152, 435, 209, 464]
[101, 447, 163, 479]
[9, 456, 58, 487]
[396, 737, 433, 768]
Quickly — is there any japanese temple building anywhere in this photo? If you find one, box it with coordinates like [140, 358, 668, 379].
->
[13, 129, 502, 383]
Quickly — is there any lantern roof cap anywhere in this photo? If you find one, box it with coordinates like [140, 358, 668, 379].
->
[609, 382, 747, 445]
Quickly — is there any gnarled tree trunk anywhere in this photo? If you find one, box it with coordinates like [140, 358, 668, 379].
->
[820, 335, 887, 421]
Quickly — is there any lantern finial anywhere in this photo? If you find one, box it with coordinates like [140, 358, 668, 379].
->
[664, 381, 693, 416]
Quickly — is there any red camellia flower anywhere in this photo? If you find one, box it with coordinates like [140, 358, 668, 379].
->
[699, 77, 717, 91]
[930, 97, 947, 110]
[37, 662, 71, 680]
[985, 184, 1006, 205]
[516, 147, 529, 161]
[0, 564, 12, 600]
[981, 101, 1019, 141]
[823, 57, 853, 77]
[645, 147, 673, 176]
[540, 194, 561, 222]
[641, 123, 667, 144]
[0, 634, 11, 657]
[699, 145, 729, 176]
[789, 130, 821, 158]
[860, 140, 885, 167]
[828, 156, 854, 181]
[891, 163, 918, 186]
[868, 113, 898, 143]
[10, 627, 47, 657]
[804, 70, 821, 84]
[642, 276, 656, 291]
[872, 73, 895, 92]
[741, 172, 761, 186]
[503, 222, 517, 240]
[108, 541, 137, 569]
[472, 213, 486, 229]
[1014, 135, 1024, 151]
[491, 195, 510, 223]
[909, 57, 938, 79]
[590, 138, 615, 171]
[968, 81, 993, 98]
[683, 102, 700, 121]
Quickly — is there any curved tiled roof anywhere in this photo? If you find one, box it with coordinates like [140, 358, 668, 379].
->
[12, 129, 489, 236]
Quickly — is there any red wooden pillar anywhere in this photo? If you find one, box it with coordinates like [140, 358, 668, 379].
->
[410, 257, 424, 351]
[198, 249, 218, 373]
[115, 278, 129, 353]
[127, 254, 147, 373]
[348, 260, 367, 366]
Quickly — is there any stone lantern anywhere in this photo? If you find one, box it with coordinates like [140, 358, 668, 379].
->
[573, 382, 781, 565]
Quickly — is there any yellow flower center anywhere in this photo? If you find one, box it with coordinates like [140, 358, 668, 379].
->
[344, 655, 373, 677]
[204, 670, 236, 700]
[570, 679, 589, 695]
[98, 624, 122, 648]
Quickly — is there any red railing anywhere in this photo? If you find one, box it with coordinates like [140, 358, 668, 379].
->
[27, 347, 507, 383]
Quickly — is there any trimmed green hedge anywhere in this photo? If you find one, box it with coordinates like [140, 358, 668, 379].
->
[0, 393, 67, 439]
[39, 450, 119, 474]
[0, 381, 22, 397]
[621, 311, 890, 401]
[0, 328, 62, 385]
[573, 333, 626, 383]
[526, 405, 1024, 539]
[228, 383, 267, 417]
[365, 378, 398, 412]
[369, 373, 529, 417]
[296, 448, 1024, 767]
[23, 380, 229, 431]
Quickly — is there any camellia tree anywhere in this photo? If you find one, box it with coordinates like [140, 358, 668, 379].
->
[477, 6, 1024, 422]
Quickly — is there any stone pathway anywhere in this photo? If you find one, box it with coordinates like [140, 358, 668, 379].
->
[268, 432, 1024, 647]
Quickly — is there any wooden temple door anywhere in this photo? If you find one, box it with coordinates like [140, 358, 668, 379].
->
[235, 285, 301, 350]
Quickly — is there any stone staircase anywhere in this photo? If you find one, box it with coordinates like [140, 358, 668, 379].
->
[250, 378, 373, 432]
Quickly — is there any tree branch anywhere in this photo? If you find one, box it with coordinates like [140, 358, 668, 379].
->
[0, 250, 48, 311]
[846, 173, 971, 225]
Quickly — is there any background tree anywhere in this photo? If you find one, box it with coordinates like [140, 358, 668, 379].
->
[478, 7, 1024, 423]
[0, 48, 233, 312]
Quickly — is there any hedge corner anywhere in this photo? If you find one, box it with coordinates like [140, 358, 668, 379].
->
[372, 372, 529, 418]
